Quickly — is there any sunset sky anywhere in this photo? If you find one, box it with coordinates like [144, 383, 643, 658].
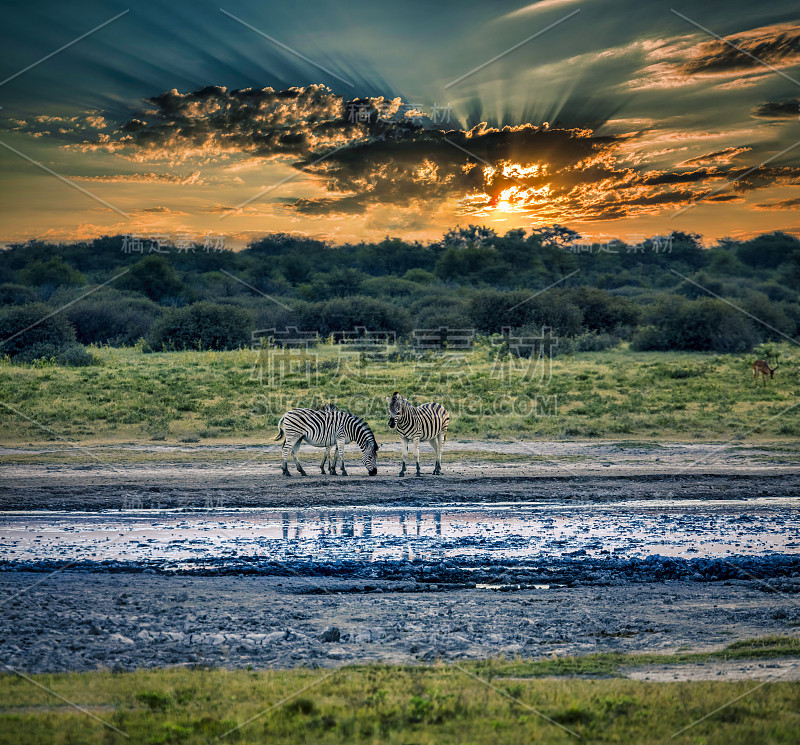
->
[1, 0, 799, 247]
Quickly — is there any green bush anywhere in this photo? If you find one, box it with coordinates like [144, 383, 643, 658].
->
[565, 287, 639, 332]
[67, 297, 161, 345]
[737, 231, 800, 269]
[14, 341, 96, 366]
[0, 283, 38, 305]
[146, 302, 254, 351]
[54, 343, 97, 366]
[18, 256, 85, 287]
[469, 290, 583, 336]
[572, 331, 620, 352]
[0, 303, 76, 358]
[118, 255, 184, 302]
[402, 268, 437, 284]
[296, 296, 412, 336]
[630, 325, 668, 351]
[634, 297, 759, 352]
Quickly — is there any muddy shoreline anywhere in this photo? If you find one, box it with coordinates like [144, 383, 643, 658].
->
[2, 440, 799, 510]
[2, 473, 800, 511]
[2, 442, 799, 677]
[2, 573, 799, 675]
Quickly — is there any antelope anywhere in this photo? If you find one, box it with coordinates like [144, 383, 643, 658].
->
[752, 359, 778, 386]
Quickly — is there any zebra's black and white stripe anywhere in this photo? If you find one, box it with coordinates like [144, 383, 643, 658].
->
[386, 391, 450, 476]
[275, 406, 379, 476]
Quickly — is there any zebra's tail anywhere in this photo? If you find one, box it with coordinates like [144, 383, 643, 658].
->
[274, 415, 286, 442]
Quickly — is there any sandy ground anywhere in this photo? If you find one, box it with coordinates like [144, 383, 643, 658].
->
[1, 439, 799, 511]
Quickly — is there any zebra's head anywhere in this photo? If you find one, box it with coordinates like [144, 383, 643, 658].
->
[387, 391, 404, 428]
[361, 440, 379, 476]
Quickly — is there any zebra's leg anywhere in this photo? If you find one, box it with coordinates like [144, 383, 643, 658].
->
[329, 444, 338, 474]
[432, 435, 442, 475]
[414, 437, 421, 477]
[292, 439, 307, 476]
[320, 447, 329, 474]
[399, 439, 407, 477]
[281, 438, 293, 476]
[337, 438, 348, 476]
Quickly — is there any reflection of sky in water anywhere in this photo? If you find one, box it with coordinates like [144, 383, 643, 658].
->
[2, 499, 799, 567]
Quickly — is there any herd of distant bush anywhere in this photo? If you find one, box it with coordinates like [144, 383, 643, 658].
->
[0, 226, 798, 365]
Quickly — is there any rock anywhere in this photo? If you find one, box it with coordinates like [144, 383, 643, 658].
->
[108, 633, 134, 646]
[319, 626, 340, 643]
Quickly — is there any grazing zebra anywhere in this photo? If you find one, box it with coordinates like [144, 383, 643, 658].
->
[275, 406, 378, 476]
[318, 404, 339, 474]
[386, 391, 449, 476]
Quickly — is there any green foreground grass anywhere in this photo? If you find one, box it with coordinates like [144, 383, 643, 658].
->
[2, 344, 800, 446]
[2, 638, 799, 745]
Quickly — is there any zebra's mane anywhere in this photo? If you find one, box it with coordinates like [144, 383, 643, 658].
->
[340, 409, 377, 446]
[391, 391, 412, 408]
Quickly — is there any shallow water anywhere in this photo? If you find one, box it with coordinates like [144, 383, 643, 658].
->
[2, 497, 798, 570]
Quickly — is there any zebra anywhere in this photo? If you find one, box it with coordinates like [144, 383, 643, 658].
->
[275, 406, 379, 476]
[318, 404, 339, 474]
[386, 391, 449, 476]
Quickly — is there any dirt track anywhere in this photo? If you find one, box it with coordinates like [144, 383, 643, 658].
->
[2, 439, 800, 511]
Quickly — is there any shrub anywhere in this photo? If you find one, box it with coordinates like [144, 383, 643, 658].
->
[301, 268, 367, 299]
[14, 341, 96, 366]
[572, 331, 620, 352]
[0, 303, 76, 358]
[634, 297, 759, 352]
[737, 232, 800, 269]
[630, 325, 668, 351]
[402, 268, 437, 284]
[361, 276, 421, 298]
[54, 343, 97, 366]
[294, 296, 412, 336]
[67, 297, 161, 346]
[13, 342, 59, 364]
[146, 302, 254, 351]
[18, 256, 85, 287]
[118, 255, 184, 302]
[469, 290, 583, 336]
[0, 283, 38, 305]
[434, 245, 507, 282]
[564, 287, 639, 332]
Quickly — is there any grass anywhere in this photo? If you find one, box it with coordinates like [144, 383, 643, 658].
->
[1, 343, 800, 446]
[470, 635, 800, 678]
[1, 638, 799, 744]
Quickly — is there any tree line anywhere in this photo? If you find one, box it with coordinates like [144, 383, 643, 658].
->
[1, 226, 798, 362]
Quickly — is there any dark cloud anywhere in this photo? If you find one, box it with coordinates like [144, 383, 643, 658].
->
[754, 196, 800, 210]
[752, 99, 800, 119]
[15, 80, 800, 225]
[680, 147, 751, 166]
[71, 84, 433, 162]
[636, 168, 723, 186]
[680, 22, 800, 76]
[288, 122, 627, 218]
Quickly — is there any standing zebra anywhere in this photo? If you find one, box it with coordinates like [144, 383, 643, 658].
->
[275, 406, 379, 476]
[386, 391, 449, 476]
[318, 403, 339, 474]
